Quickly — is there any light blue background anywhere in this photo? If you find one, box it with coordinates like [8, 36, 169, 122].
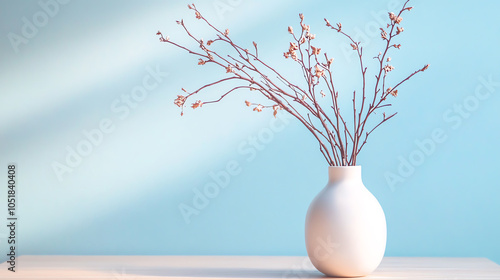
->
[1, 0, 499, 265]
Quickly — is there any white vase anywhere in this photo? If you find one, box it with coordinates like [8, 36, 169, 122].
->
[305, 166, 387, 277]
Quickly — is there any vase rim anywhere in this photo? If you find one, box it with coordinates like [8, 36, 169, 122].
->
[327, 166, 362, 183]
[328, 165, 361, 169]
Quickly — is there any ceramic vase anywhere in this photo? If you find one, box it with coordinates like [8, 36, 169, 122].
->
[305, 166, 387, 277]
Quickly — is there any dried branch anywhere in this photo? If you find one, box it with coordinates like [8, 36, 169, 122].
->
[158, 0, 428, 166]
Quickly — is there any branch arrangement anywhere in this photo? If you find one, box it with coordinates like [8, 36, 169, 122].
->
[157, 0, 428, 166]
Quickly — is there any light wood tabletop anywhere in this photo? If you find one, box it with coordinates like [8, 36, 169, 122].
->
[1, 256, 500, 279]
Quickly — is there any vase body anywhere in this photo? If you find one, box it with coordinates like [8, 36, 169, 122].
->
[305, 166, 386, 277]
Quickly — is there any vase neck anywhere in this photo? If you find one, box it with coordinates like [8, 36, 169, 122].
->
[328, 166, 362, 184]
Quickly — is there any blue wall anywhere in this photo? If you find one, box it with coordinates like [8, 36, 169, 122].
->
[1, 0, 499, 265]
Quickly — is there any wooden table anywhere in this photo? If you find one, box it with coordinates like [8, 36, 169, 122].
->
[1, 256, 500, 279]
